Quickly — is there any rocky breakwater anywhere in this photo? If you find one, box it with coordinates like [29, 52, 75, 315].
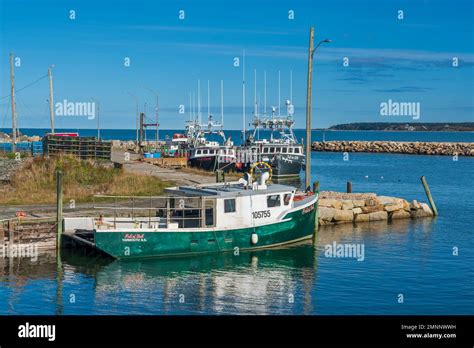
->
[318, 191, 434, 225]
[312, 141, 474, 156]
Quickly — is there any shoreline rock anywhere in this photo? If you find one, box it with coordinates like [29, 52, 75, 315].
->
[312, 141, 474, 156]
[318, 191, 434, 225]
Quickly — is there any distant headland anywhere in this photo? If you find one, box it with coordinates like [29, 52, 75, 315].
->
[324, 122, 474, 132]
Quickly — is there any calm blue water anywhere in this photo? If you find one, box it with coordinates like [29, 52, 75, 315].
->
[2, 128, 474, 144]
[0, 135, 472, 315]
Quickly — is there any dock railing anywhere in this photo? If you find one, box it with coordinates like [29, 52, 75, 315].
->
[92, 195, 216, 229]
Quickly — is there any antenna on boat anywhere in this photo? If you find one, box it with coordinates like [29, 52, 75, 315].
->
[264, 70, 267, 116]
[290, 69, 293, 104]
[188, 93, 191, 120]
[221, 80, 224, 128]
[192, 92, 195, 121]
[207, 80, 210, 120]
[198, 79, 201, 125]
[278, 70, 281, 117]
[254, 69, 257, 116]
[242, 49, 246, 142]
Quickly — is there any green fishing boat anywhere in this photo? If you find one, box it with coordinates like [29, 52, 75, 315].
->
[64, 174, 318, 259]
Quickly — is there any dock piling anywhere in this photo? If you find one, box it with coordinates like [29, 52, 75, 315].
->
[56, 170, 63, 250]
[421, 176, 438, 216]
[312, 181, 319, 193]
[347, 181, 352, 193]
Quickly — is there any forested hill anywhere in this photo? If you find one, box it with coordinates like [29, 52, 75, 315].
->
[327, 123, 474, 131]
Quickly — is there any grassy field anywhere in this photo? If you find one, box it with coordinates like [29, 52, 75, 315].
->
[0, 155, 172, 205]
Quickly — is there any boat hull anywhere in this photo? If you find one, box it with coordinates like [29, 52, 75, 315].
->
[271, 154, 304, 177]
[188, 156, 236, 172]
[94, 199, 317, 259]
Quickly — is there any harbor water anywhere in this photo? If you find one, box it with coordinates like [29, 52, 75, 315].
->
[0, 136, 472, 314]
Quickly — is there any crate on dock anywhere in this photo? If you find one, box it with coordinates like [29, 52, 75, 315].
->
[43, 135, 111, 160]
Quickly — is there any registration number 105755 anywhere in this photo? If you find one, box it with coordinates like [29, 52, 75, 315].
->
[252, 210, 271, 219]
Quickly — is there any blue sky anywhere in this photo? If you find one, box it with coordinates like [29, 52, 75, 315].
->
[0, 0, 473, 130]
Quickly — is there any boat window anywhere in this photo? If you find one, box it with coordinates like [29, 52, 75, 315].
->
[267, 195, 281, 208]
[282, 147, 287, 153]
[224, 199, 236, 213]
[196, 150, 202, 155]
[283, 193, 292, 205]
[263, 147, 269, 153]
[288, 148, 293, 153]
[294, 148, 300, 154]
[269, 147, 275, 153]
[275, 147, 280, 153]
[203, 149, 208, 155]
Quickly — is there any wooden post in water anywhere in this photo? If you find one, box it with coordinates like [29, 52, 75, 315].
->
[421, 176, 438, 216]
[312, 180, 319, 245]
[304, 27, 315, 190]
[347, 181, 352, 193]
[56, 170, 63, 250]
[312, 181, 319, 193]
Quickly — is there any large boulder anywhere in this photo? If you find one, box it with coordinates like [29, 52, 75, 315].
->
[377, 196, 398, 205]
[420, 203, 434, 216]
[391, 209, 411, 219]
[334, 209, 354, 222]
[355, 213, 370, 222]
[318, 199, 335, 207]
[342, 200, 354, 210]
[410, 200, 421, 210]
[353, 199, 366, 207]
[319, 207, 336, 221]
[384, 202, 404, 212]
[369, 211, 388, 221]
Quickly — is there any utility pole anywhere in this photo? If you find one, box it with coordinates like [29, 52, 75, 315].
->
[96, 100, 100, 140]
[9, 53, 17, 153]
[155, 94, 159, 146]
[304, 27, 315, 189]
[48, 66, 55, 134]
[139, 112, 144, 153]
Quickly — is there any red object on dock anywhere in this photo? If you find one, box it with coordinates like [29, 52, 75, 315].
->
[15, 211, 27, 218]
[46, 132, 79, 137]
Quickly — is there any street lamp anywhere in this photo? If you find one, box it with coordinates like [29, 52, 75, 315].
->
[305, 27, 331, 190]
[313, 39, 332, 57]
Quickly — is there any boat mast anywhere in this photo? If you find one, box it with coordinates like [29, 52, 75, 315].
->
[242, 49, 246, 142]
[198, 79, 201, 125]
[278, 70, 281, 117]
[254, 69, 257, 116]
[221, 80, 224, 128]
[264, 70, 267, 116]
[207, 80, 211, 128]
[189, 92, 192, 121]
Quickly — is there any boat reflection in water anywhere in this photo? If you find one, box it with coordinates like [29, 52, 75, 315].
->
[61, 242, 318, 315]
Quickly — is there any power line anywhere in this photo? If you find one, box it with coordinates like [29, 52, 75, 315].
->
[0, 74, 48, 100]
